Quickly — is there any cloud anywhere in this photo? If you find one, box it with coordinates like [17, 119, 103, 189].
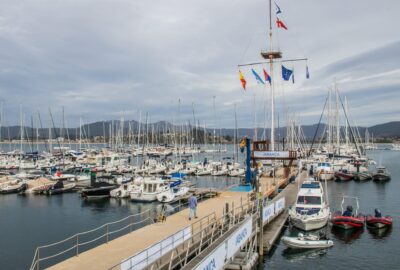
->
[0, 0, 398, 128]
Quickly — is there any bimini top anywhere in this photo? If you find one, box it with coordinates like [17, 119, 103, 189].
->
[317, 162, 331, 167]
[301, 182, 321, 189]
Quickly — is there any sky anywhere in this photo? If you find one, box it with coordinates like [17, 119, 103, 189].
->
[0, 0, 398, 128]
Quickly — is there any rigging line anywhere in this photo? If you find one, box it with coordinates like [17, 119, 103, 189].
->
[238, 31, 258, 65]
[308, 93, 329, 156]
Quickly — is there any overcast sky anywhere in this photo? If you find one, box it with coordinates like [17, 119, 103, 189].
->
[0, 0, 398, 128]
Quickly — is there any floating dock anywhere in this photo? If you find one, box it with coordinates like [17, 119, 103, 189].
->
[35, 170, 306, 270]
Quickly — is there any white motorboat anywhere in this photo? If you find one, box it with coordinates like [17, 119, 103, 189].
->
[315, 162, 335, 181]
[289, 180, 330, 231]
[130, 178, 170, 202]
[228, 168, 245, 177]
[282, 233, 334, 249]
[110, 183, 137, 198]
[156, 186, 190, 203]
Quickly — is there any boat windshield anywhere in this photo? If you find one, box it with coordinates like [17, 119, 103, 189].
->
[297, 196, 321, 205]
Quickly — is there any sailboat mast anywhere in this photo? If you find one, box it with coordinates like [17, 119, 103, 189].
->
[269, 0, 275, 151]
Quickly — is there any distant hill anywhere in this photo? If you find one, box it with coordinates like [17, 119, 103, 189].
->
[1, 121, 399, 140]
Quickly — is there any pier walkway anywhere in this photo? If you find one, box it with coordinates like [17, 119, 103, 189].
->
[42, 169, 303, 270]
[262, 171, 306, 251]
[48, 191, 253, 270]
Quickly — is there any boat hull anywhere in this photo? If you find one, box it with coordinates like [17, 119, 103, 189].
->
[282, 236, 334, 249]
[331, 214, 365, 230]
[81, 185, 117, 199]
[290, 214, 329, 231]
[366, 216, 393, 228]
[372, 174, 391, 181]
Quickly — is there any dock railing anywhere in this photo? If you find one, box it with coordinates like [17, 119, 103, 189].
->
[110, 198, 258, 270]
[29, 209, 152, 270]
[29, 190, 218, 270]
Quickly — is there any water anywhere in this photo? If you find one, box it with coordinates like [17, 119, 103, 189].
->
[264, 149, 400, 269]
[0, 175, 240, 269]
[1, 147, 399, 269]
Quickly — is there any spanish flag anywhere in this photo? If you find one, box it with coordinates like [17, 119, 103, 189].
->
[239, 70, 246, 90]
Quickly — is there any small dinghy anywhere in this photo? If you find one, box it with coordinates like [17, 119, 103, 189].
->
[282, 233, 334, 249]
[366, 209, 393, 228]
[366, 216, 393, 229]
[331, 196, 365, 230]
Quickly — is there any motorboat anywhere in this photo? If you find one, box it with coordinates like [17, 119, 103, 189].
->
[289, 180, 330, 231]
[281, 233, 334, 249]
[81, 181, 118, 199]
[130, 178, 170, 202]
[331, 196, 365, 230]
[366, 215, 393, 229]
[335, 170, 353, 182]
[44, 180, 76, 195]
[331, 213, 365, 229]
[372, 166, 391, 182]
[228, 168, 245, 177]
[110, 183, 137, 198]
[315, 162, 334, 181]
[353, 172, 372, 181]
[24, 177, 55, 194]
[81, 174, 118, 199]
[156, 186, 190, 203]
[0, 180, 27, 194]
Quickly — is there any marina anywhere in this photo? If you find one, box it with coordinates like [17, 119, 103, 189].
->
[0, 0, 398, 269]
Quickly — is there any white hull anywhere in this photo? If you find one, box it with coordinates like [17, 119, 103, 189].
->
[130, 192, 159, 202]
[282, 236, 334, 249]
[290, 213, 329, 231]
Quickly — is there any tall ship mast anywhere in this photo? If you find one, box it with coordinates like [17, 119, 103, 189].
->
[238, 0, 308, 151]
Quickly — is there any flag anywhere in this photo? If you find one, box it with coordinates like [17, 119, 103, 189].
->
[276, 18, 288, 30]
[275, 2, 282, 15]
[263, 69, 271, 84]
[239, 70, 246, 90]
[252, 69, 265, 85]
[306, 65, 310, 79]
[282, 65, 293, 81]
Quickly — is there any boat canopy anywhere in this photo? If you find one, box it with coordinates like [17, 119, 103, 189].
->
[301, 182, 320, 189]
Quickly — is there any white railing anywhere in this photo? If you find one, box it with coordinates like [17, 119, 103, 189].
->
[29, 190, 217, 270]
[30, 209, 152, 270]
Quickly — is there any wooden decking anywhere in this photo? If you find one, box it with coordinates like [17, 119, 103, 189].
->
[262, 171, 307, 251]
[48, 169, 302, 270]
[48, 191, 252, 270]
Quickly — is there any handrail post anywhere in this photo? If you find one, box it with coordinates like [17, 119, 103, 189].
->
[37, 248, 40, 270]
[76, 234, 79, 256]
[106, 224, 109, 243]
[130, 215, 133, 233]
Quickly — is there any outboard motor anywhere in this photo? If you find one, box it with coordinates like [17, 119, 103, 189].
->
[375, 208, 382, 218]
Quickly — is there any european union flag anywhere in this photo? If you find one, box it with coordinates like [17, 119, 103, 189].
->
[252, 69, 265, 85]
[282, 65, 293, 81]
[306, 65, 310, 79]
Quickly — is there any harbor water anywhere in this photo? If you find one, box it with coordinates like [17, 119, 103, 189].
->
[265, 149, 400, 269]
[0, 146, 399, 269]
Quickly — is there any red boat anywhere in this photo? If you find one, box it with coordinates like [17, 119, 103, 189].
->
[366, 216, 393, 228]
[335, 170, 353, 181]
[331, 211, 365, 229]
